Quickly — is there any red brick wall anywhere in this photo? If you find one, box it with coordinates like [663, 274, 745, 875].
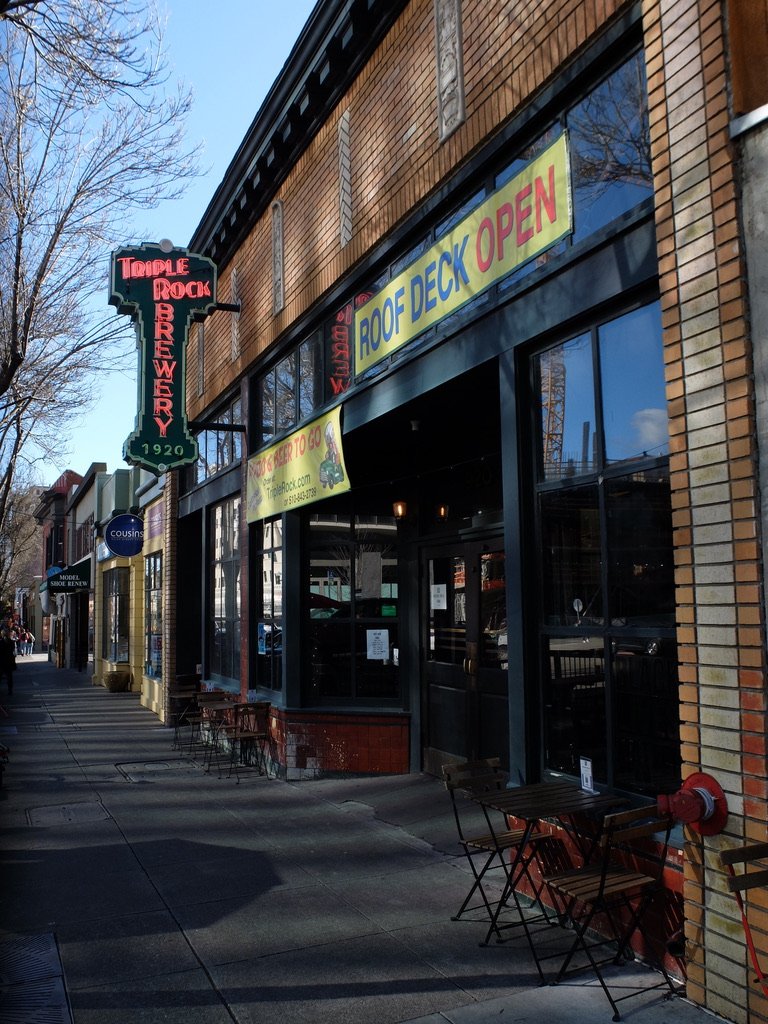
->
[188, 0, 628, 421]
[269, 708, 410, 779]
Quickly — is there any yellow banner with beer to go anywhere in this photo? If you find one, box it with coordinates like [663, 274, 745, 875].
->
[355, 133, 572, 375]
[246, 406, 350, 521]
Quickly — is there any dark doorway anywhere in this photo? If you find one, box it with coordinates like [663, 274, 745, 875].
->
[422, 537, 509, 775]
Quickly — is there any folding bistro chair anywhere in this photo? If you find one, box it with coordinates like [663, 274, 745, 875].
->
[542, 804, 677, 1021]
[443, 759, 550, 948]
[222, 701, 271, 782]
[170, 673, 201, 750]
[185, 691, 230, 760]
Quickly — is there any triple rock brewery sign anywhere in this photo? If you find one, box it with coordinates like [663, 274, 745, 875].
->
[109, 241, 217, 474]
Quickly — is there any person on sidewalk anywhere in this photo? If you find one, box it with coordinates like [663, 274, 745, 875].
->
[0, 629, 15, 695]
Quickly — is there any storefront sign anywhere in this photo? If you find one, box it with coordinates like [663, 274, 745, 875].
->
[104, 514, 144, 557]
[246, 406, 350, 521]
[355, 133, 572, 374]
[109, 241, 218, 474]
[325, 302, 354, 398]
[45, 561, 91, 593]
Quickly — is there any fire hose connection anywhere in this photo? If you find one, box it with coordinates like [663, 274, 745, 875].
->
[657, 772, 728, 835]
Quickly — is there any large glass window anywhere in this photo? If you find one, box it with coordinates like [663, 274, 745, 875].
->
[193, 395, 243, 485]
[256, 519, 283, 691]
[532, 300, 678, 797]
[209, 496, 241, 692]
[102, 567, 129, 663]
[144, 552, 162, 678]
[568, 51, 652, 244]
[307, 512, 399, 702]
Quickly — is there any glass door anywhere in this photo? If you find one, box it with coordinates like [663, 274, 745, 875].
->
[422, 539, 509, 773]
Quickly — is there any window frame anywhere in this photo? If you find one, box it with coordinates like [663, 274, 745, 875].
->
[102, 566, 130, 664]
[208, 495, 241, 693]
[144, 552, 162, 679]
[529, 298, 679, 798]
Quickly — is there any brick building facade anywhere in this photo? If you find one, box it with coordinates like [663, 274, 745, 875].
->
[168, 3, 768, 1019]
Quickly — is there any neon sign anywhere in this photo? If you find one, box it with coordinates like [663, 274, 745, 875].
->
[109, 241, 217, 473]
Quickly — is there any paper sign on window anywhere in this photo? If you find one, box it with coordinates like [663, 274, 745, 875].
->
[366, 629, 389, 661]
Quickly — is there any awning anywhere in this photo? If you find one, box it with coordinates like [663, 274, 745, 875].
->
[41, 561, 91, 594]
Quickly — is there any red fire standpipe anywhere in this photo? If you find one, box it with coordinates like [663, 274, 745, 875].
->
[657, 772, 729, 836]
[658, 773, 730, 967]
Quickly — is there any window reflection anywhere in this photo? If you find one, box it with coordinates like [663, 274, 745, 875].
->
[536, 333, 596, 481]
[308, 513, 399, 701]
[427, 556, 466, 666]
[299, 335, 322, 420]
[533, 300, 679, 796]
[260, 372, 275, 444]
[612, 637, 680, 795]
[540, 485, 601, 626]
[209, 496, 241, 692]
[599, 303, 668, 463]
[257, 516, 283, 691]
[480, 552, 507, 670]
[606, 469, 674, 626]
[276, 353, 296, 432]
[569, 52, 652, 242]
[543, 636, 607, 782]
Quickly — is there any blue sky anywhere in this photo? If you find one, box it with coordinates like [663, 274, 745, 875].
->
[41, 0, 317, 482]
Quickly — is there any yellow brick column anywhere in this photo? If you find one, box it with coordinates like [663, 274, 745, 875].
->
[644, 1, 767, 1020]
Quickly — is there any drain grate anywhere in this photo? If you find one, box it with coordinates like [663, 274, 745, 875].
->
[116, 758, 198, 782]
[26, 802, 110, 827]
[0, 934, 61, 986]
[0, 934, 72, 1023]
[0, 976, 72, 1023]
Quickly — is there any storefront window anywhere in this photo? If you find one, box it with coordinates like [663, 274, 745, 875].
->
[209, 496, 241, 692]
[599, 304, 668, 463]
[307, 512, 399, 702]
[144, 552, 162, 678]
[568, 51, 652, 244]
[194, 395, 243, 484]
[102, 567, 129, 663]
[276, 352, 296, 432]
[257, 519, 283, 691]
[532, 300, 678, 797]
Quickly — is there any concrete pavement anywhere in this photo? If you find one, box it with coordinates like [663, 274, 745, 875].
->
[0, 654, 721, 1024]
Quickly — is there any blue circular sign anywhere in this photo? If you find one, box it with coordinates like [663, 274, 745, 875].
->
[105, 514, 144, 556]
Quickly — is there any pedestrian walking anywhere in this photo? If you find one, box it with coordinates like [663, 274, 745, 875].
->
[0, 629, 15, 695]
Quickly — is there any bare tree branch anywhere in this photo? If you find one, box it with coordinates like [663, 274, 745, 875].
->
[0, 0, 199, 531]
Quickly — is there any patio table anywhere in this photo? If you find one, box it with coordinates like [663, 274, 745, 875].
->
[474, 779, 626, 962]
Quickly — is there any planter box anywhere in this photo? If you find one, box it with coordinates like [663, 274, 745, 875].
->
[104, 671, 130, 693]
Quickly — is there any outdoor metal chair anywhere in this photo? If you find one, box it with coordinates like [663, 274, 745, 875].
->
[170, 673, 201, 750]
[221, 701, 271, 782]
[185, 691, 231, 760]
[442, 758, 552, 946]
[542, 803, 677, 1021]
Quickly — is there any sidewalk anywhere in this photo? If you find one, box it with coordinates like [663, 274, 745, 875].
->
[0, 655, 720, 1024]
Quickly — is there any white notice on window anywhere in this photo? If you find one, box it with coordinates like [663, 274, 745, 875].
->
[367, 629, 389, 661]
[431, 584, 447, 610]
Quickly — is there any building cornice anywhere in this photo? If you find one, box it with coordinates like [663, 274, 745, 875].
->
[189, 0, 409, 268]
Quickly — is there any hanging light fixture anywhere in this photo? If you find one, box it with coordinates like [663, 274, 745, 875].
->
[435, 503, 449, 522]
[392, 500, 408, 520]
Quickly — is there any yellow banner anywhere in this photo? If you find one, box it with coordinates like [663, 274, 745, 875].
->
[355, 133, 572, 374]
[246, 406, 350, 521]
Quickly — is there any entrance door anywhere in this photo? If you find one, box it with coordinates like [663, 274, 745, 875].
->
[422, 539, 509, 774]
